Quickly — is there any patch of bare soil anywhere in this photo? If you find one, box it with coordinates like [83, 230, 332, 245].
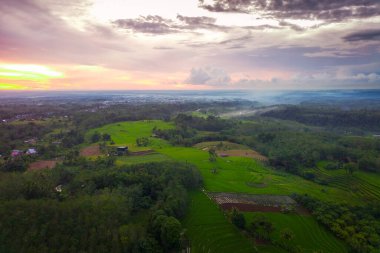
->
[295, 206, 311, 216]
[29, 160, 58, 171]
[130, 150, 154, 156]
[221, 203, 283, 212]
[255, 238, 270, 245]
[216, 149, 268, 161]
[80, 145, 101, 157]
[246, 182, 268, 188]
[208, 192, 310, 214]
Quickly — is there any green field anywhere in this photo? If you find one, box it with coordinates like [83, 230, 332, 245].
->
[87, 120, 173, 151]
[194, 141, 250, 150]
[116, 153, 170, 165]
[244, 213, 348, 253]
[314, 162, 380, 201]
[184, 191, 256, 253]
[158, 147, 359, 204]
[85, 120, 353, 253]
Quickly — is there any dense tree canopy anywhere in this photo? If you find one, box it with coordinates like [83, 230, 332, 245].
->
[0, 160, 201, 252]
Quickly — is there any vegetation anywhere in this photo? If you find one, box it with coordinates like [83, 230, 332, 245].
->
[182, 191, 255, 253]
[295, 194, 380, 253]
[245, 212, 347, 253]
[2, 99, 380, 253]
[262, 105, 380, 132]
[0, 160, 201, 252]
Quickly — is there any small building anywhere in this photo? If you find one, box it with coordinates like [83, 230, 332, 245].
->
[26, 148, 37, 155]
[24, 138, 37, 145]
[55, 185, 63, 193]
[117, 146, 128, 156]
[11, 150, 23, 157]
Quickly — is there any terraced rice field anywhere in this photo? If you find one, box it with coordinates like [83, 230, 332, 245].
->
[183, 191, 256, 253]
[244, 212, 348, 253]
[159, 147, 359, 203]
[313, 166, 380, 202]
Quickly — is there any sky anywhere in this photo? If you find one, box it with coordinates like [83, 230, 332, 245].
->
[0, 0, 380, 90]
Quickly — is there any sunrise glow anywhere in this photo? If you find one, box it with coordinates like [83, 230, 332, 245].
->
[0, 0, 379, 90]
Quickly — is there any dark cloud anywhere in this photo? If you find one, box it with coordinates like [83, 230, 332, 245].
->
[278, 21, 304, 31]
[343, 29, 380, 42]
[176, 15, 216, 26]
[199, 0, 380, 21]
[199, 0, 252, 13]
[113, 14, 227, 34]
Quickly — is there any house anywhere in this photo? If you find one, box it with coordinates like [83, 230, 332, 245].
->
[26, 148, 37, 155]
[55, 185, 63, 192]
[24, 138, 37, 145]
[117, 146, 128, 155]
[11, 150, 23, 157]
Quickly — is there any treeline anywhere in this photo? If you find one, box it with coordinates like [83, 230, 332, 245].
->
[72, 102, 245, 131]
[155, 115, 380, 175]
[235, 120, 380, 175]
[0, 122, 53, 154]
[153, 114, 237, 146]
[262, 105, 380, 132]
[0, 160, 201, 252]
[294, 194, 380, 253]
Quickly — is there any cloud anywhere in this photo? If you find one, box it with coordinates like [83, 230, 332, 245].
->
[233, 71, 380, 90]
[112, 15, 176, 34]
[199, 0, 380, 22]
[153, 46, 175, 50]
[185, 67, 231, 85]
[113, 14, 227, 34]
[0, 0, 134, 67]
[176, 14, 216, 26]
[343, 29, 380, 42]
[183, 62, 380, 90]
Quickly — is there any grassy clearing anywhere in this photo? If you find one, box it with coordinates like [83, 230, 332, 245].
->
[244, 212, 348, 253]
[87, 120, 174, 151]
[183, 191, 256, 253]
